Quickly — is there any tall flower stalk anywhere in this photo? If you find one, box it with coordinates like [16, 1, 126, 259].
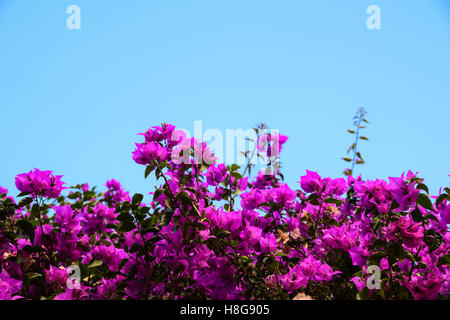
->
[343, 107, 369, 176]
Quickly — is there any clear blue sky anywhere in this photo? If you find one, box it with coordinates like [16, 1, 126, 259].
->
[1, 0, 449, 200]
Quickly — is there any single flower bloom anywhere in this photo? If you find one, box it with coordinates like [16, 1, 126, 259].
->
[259, 233, 277, 253]
[270, 183, 297, 208]
[380, 258, 389, 270]
[348, 247, 370, 267]
[387, 216, 424, 249]
[240, 189, 266, 210]
[299, 170, 323, 194]
[132, 142, 168, 165]
[205, 163, 227, 186]
[351, 276, 366, 291]
[240, 225, 262, 244]
[219, 211, 242, 232]
[45, 266, 69, 291]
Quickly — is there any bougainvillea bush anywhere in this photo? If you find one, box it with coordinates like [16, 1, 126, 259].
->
[0, 123, 449, 300]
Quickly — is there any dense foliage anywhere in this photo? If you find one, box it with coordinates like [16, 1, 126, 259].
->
[0, 123, 449, 300]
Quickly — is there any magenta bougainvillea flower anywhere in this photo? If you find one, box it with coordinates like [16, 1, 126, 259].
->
[0, 186, 7, 196]
[299, 170, 323, 194]
[15, 168, 65, 198]
[348, 246, 370, 266]
[205, 163, 227, 186]
[384, 216, 424, 249]
[132, 142, 168, 165]
[45, 266, 69, 291]
[259, 233, 278, 253]
[240, 189, 266, 210]
[0, 270, 22, 300]
[389, 172, 420, 211]
[257, 132, 288, 157]
[105, 179, 131, 203]
[403, 269, 446, 300]
[0, 123, 448, 301]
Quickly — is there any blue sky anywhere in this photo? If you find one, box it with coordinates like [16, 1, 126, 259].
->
[0, 0, 449, 200]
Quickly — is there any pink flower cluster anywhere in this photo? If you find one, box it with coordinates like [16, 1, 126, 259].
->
[0, 123, 448, 300]
[15, 168, 65, 198]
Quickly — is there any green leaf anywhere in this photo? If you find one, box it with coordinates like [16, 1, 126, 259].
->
[367, 253, 384, 266]
[387, 242, 406, 259]
[88, 260, 104, 268]
[231, 164, 241, 171]
[153, 189, 164, 200]
[347, 129, 355, 134]
[416, 183, 429, 195]
[117, 212, 133, 222]
[179, 175, 190, 187]
[424, 214, 439, 223]
[164, 198, 172, 210]
[437, 254, 450, 267]
[230, 171, 242, 180]
[120, 201, 131, 212]
[161, 211, 174, 226]
[17, 192, 30, 197]
[373, 239, 386, 249]
[410, 207, 422, 223]
[216, 230, 231, 239]
[182, 222, 191, 240]
[139, 206, 150, 214]
[25, 272, 43, 282]
[435, 193, 448, 206]
[359, 136, 369, 140]
[416, 193, 435, 212]
[88, 260, 103, 268]
[17, 197, 33, 208]
[390, 200, 399, 211]
[30, 204, 40, 219]
[324, 198, 343, 205]
[16, 219, 35, 240]
[71, 202, 83, 210]
[145, 165, 154, 179]
[347, 143, 356, 153]
[342, 157, 352, 162]
[357, 287, 369, 300]
[176, 191, 189, 202]
[67, 192, 80, 200]
[118, 221, 136, 232]
[140, 219, 155, 231]
[129, 243, 142, 253]
[132, 193, 144, 205]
